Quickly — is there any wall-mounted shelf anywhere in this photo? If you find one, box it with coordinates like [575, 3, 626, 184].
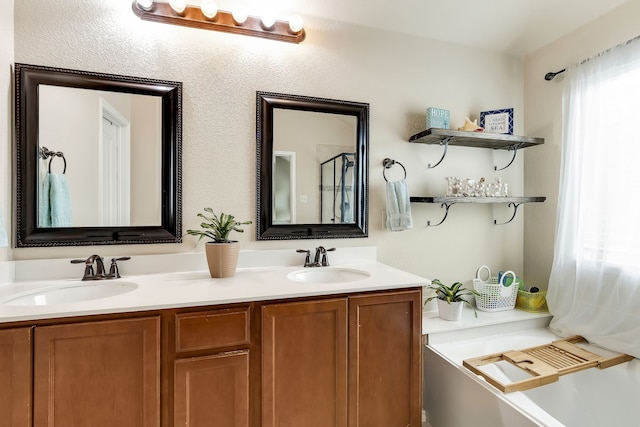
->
[410, 196, 546, 226]
[408, 128, 544, 170]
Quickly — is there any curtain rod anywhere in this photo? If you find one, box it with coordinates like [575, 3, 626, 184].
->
[544, 33, 640, 81]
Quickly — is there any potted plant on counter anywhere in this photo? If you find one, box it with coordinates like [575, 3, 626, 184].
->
[186, 208, 252, 278]
[425, 279, 480, 321]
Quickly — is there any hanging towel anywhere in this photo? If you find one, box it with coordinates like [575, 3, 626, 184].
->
[39, 173, 52, 227]
[385, 179, 413, 231]
[39, 173, 72, 227]
[0, 206, 8, 247]
[48, 173, 72, 227]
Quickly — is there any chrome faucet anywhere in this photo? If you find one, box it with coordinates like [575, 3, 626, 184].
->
[71, 255, 130, 280]
[313, 246, 336, 266]
[296, 247, 336, 267]
[313, 246, 325, 266]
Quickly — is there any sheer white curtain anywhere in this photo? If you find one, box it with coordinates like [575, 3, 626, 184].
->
[548, 36, 640, 358]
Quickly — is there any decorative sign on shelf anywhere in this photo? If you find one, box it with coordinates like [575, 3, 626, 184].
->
[426, 107, 450, 129]
[480, 108, 514, 134]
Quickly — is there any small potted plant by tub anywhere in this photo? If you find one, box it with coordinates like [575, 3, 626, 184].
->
[186, 208, 252, 278]
[425, 279, 479, 321]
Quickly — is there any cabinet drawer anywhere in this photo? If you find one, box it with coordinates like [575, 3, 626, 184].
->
[175, 307, 251, 353]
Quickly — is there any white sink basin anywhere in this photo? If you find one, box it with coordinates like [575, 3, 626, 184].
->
[287, 268, 370, 284]
[1, 281, 138, 307]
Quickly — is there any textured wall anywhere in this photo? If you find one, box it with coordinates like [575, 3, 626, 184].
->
[0, 0, 13, 265]
[10, 0, 527, 287]
[523, 0, 640, 288]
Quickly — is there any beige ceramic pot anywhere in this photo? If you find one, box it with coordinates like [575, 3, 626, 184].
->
[436, 299, 464, 321]
[205, 241, 240, 278]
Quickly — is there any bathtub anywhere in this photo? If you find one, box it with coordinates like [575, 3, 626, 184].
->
[424, 328, 640, 427]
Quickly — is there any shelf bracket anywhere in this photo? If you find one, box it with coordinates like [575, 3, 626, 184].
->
[494, 202, 522, 225]
[427, 202, 454, 227]
[494, 143, 524, 171]
[427, 137, 452, 169]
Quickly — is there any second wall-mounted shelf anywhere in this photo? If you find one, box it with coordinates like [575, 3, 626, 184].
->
[409, 128, 544, 170]
[410, 196, 546, 226]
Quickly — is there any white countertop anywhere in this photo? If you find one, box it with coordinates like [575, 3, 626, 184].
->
[422, 305, 552, 344]
[0, 257, 428, 323]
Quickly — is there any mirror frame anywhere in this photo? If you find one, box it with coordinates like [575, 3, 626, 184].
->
[256, 91, 369, 240]
[14, 63, 182, 247]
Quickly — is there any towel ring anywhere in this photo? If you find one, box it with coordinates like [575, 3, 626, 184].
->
[48, 154, 67, 174]
[382, 158, 406, 182]
[40, 146, 67, 174]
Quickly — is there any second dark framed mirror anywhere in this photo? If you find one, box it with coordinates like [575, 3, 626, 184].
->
[256, 91, 369, 240]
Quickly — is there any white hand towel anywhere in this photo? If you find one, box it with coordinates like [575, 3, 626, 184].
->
[385, 179, 413, 231]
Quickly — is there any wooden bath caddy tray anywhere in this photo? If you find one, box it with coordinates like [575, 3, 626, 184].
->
[463, 336, 633, 393]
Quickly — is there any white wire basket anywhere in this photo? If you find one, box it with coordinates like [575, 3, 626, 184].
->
[473, 266, 518, 312]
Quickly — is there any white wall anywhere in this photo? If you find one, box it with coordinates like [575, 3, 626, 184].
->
[0, 0, 14, 272]
[8, 0, 527, 287]
[523, 0, 640, 288]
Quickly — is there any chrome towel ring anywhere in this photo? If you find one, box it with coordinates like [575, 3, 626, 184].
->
[39, 146, 67, 174]
[382, 158, 406, 182]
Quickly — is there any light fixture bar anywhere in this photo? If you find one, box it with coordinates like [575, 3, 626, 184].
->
[131, 2, 306, 44]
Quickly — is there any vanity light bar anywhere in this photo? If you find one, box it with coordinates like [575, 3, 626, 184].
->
[131, 1, 306, 44]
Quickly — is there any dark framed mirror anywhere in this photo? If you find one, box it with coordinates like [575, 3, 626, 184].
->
[256, 91, 369, 240]
[15, 63, 182, 247]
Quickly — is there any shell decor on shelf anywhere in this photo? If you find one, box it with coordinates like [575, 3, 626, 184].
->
[457, 117, 484, 132]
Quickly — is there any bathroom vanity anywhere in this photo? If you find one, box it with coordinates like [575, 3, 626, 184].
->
[0, 250, 425, 427]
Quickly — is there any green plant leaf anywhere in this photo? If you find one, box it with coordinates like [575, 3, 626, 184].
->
[186, 208, 252, 243]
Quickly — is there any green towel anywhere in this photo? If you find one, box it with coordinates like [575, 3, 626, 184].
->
[39, 173, 51, 227]
[39, 173, 72, 227]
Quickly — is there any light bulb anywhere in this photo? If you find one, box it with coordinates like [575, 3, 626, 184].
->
[200, 0, 218, 19]
[136, 0, 154, 11]
[288, 14, 303, 34]
[232, 8, 248, 25]
[261, 13, 276, 29]
[169, 0, 186, 14]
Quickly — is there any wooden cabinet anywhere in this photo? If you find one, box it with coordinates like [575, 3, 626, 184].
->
[262, 298, 348, 427]
[1, 287, 421, 427]
[172, 306, 252, 427]
[348, 290, 422, 427]
[262, 289, 422, 427]
[33, 317, 160, 427]
[174, 351, 249, 427]
[0, 328, 32, 427]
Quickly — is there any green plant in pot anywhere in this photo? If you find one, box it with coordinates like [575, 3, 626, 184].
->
[425, 279, 480, 321]
[186, 208, 252, 278]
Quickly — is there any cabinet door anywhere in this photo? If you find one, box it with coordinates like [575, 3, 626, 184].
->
[33, 316, 160, 427]
[174, 351, 249, 427]
[348, 290, 422, 427]
[0, 327, 32, 427]
[262, 298, 348, 427]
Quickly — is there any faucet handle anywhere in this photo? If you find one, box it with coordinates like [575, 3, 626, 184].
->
[70, 258, 95, 280]
[109, 257, 131, 279]
[320, 248, 336, 266]
[296, 249, 313, 267]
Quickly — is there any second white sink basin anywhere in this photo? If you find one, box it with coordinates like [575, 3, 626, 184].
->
[287, 267, 370, 284]
[1, 281, 138, 307]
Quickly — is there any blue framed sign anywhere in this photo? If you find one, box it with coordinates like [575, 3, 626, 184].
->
[480, 108, 513, 135]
